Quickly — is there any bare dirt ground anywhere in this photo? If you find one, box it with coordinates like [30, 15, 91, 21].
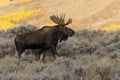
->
[0, 0, 120, 30]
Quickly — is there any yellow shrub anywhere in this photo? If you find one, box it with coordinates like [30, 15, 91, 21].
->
[0, 8, 41, 30]
[0, 8, 41, 22]
[23, 0, 31, 3]
[0, 20, 19, 30]
[0, 0, 10, 4]
[0, 0, 32, 5]
[45, 23, 57, 26]
[102, 24, 120, 32]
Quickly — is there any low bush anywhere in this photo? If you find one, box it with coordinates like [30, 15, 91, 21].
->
[0, 27, 119, 80]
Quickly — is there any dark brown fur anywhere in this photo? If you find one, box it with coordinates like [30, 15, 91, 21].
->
[14, 14, 75, 63]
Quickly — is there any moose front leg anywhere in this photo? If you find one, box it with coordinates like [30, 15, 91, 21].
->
[39, 53, 46, 62]
[50, 45, 60, 60]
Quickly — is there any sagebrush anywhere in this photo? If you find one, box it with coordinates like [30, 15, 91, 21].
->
[0, 26, 120, 80]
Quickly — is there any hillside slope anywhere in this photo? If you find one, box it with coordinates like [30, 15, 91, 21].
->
[0, 0, 120, 30]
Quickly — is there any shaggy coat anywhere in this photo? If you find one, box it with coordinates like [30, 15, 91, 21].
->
[14, 14, 75, 63]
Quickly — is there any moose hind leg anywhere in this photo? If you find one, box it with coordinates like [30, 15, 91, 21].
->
[35, 49, 46, 62]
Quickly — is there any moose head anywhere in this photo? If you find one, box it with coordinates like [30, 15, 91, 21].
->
[50, 14, 75, 42]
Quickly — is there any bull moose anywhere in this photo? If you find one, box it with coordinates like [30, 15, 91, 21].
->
[14, 14, 75, 64]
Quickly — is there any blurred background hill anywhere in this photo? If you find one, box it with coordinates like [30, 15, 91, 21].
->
[0, 0, 120, 31]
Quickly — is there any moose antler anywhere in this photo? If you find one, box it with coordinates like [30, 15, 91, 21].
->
[65, 18, 72, 25]
[50, 14, 72, 25]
